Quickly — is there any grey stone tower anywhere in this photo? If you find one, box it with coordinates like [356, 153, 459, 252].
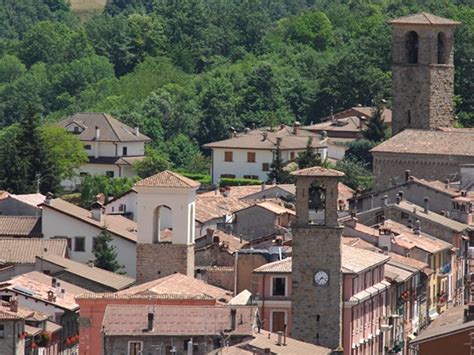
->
[134, 170, 199, 284]
[390, 12, 460, 135]
[290, 166, 344, 351]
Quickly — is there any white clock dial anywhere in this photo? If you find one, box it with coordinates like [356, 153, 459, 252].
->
[314, 271, 329, 286]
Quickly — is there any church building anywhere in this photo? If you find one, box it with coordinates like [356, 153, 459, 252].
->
[371, 13, 474, 190]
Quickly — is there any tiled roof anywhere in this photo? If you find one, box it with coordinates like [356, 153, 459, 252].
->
[202, 131, 326, 150]
[0, 239, 67, 264]
[371, 129, 474, 156]
[117, 273, 232, 302]
[37, 254, 135, 291]
[200, 185, 264, 199]
[253, 201, 295, 216]
[291, 166, 345, 177]
[411, 305, 473, 344]
[0, 216, 42, 237]
[41, 198, 137, 243]
[2, 271, 88, 311]
[382, 219, 452, 253]
[394, 200, 470, 233]
[135, 170, 200, 188]
[389, 12, 460, 25]
[195, 230, 246, 254]
[385, 264, 414, 283]
[102, 304, 253, 336]
[59, 112, 151, 142]
[0, 302, 34, 320]
[195, 195, 253, 223]
[45, 320, 62, 334]
[254, 244, 389, 275]
[9, 193, 45, 207]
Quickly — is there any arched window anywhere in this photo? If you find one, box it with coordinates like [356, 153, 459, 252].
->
[153, 205, 172, 243]
[405, 31, 419, 64]
[437, 32, 447, 64]
[308, 182, 326, 225]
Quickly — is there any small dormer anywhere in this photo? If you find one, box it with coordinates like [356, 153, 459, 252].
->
[291, 166, 345, 227]
[64, 121, 86, 135]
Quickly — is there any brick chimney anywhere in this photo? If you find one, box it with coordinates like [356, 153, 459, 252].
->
[424, 197, 430, 213]
[9, 297, 18, 313]
[293, 121, 301, 135]
[91, 200, 104, 222]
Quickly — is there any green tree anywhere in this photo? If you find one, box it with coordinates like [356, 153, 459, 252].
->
[133, 147, 171, 178]
[363, 104, 389, 142]
[335, 157, 373, 191]
[166, 134, 200, 168]
[0, 55, 26, 84]
[79, 175, 138, 208]
[345, 139, 377, 169]
[267, 143, 293, 184]
[296, 137, 325, 169]
[284, 10, 334, 50]
[93, 229, 123, 272]
[0, 125, 29, 193]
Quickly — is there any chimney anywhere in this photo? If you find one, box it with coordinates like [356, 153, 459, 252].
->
[44, 192, 53, 206]
[206, 228, 215, 243]
[398, 191, 404, 201]
[293, 121, 301, 135]
[413, 219, 421, 235]
[277, 331, 283, 346]
[135, 126, 139, 136]
[51, 277, 57, 288]
[396, 196, 401, 205]
[87, 260, 95, 268]
[96, 193, 105, 205]
[187, 339, 193, 355]
[261, 182, 265, 191]
[95, 126, 100, 140]
[424, 197, 430, 213]
[55, 281, 61, 296]
[91, 201, 104, 222]
[262, 132, 268, 141]
[59, 289, 65, 299]
[407, 219, 413, 229]
[244, 127, 250, 134]
[378, 229, 392, 251]
[47, 290, 56, 302]
[147, 312, 154, 331]
[276, 137, 282, 148]
[230, 309, 236, 331]
[283, 324, 287, 346]
[264, 348, 271, 354]
[405, 170, 411, 182]
[9, 297, 18, 313]
[382, 195, 388, 206]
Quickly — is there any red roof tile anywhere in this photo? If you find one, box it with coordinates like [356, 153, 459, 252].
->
[135, 170, 200, 188]
[291, 166, 344, 177]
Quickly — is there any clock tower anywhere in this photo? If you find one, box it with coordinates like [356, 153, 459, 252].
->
[290, 166, 344, 351]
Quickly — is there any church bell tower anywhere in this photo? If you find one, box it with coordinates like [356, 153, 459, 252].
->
[390, 12, 460, 135]
[290, 166, 344, 351]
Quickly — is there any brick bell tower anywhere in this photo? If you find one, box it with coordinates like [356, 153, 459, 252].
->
[390, 12, 460, 135]
[290, 166, 344, 351]
[134, 170, 199, 284]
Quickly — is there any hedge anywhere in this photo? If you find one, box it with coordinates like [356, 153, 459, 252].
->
[180, 173, 212, 185]
[219, 178, 262, 187]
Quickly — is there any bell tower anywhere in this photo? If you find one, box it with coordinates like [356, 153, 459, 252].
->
[134, 170, 199, 284]
[390, 12, 460, 135]
[290, 166, 344, 351]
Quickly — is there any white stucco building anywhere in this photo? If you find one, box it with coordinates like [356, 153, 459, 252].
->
[203, 126, 328, 184]
[59, 112, 151, 190]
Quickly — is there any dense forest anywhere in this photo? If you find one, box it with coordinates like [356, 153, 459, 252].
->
[0, 0, 473, 192]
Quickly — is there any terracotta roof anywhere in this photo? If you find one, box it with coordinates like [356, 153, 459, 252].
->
[195, 230, 246, 254]
[202, 131, 326, 150]
[0, 216, 42, 237]
[2, 271, 88, 311]
[0, 302, 34, 320]
[254, 244, 389, 275]
[135, 170, 200, 188]
[0, 239, 67, 264]
[389, 12, 460, 26]
[45, 320, 62, 333]
[200, 185, 264, 199]
[371, 129, 474, 156]
[36, 254, 135, 291]
[195, 195, 253, 223]
[410, 177, 460, 197]
[102, 304, 253, 336]
[117, 273, 232, 302]
[385, 264, 414, 282]
[382, 219, 452, 253]
[41, 198, 137, 243]
[9, 193, 45, 207]
[291, 166, 345, 177]
[243, 330, 331, 355]
[25, 324, 42, 336]
[411, 305, 473, 344]
[59, 112, 151, 142]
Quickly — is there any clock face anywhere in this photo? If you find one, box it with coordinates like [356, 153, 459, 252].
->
[314, 270, 329, 286]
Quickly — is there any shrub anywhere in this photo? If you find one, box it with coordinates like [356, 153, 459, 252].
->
[219, 178, 262, 187]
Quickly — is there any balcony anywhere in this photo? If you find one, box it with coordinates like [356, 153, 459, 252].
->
[437, 262, 451, 278]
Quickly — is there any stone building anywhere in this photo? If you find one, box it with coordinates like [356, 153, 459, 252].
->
[134, 170, 199, 283]
[372, 13, 474, 190]
[290, 166, 345, 351]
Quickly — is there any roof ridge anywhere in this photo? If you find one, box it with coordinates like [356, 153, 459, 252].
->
[102, 113, 121, 141]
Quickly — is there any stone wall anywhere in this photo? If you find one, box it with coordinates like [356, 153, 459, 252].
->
[199, 266, 235, 291]
[136, 243, 194, 284]
[195, 245, 235, 267]
[53, 271, 115, 293]
[372, 152, 474, 191]
[291, 226, 343, 350]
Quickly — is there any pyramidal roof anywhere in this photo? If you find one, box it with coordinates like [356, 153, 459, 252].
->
[389, 12, 460, 26]
[291, 166, 345, 177]
[135, 170, 200, 188]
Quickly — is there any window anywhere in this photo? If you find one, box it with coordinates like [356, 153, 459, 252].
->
[243, 175, 259, 180]
[73, 126, 80, 134]
[92, 237, 99, 251]
[119, 204, 127, 212]
[271, 311, 286, 332]
[105, 171, 114, 178]
[128, 341, 143, 355]
[84, 144, 91, 150]
[53, 236, 72, 250]
[79, 172, 90, 177]
[224, 151, 233, 162]
[272, 277, 286, 296]
[401, 212, 409, 219]
[438, 32, 447, 64]
[0, 324, 4, 338]
[290, 152, 295, 160]
[220, 174, 235, 179]
[122, 146, 128, 156]
[408, 110, 412, 126]
[405, 31, 419, 64]
[262, 163, 270, 172]
[74, 237, 85, 252]
[247, 152, 256, 163]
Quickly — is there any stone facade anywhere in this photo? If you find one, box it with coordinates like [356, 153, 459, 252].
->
[198, 266, 235, 291]
[136, 243, 194, 284]
[291, 171, 343, 350]
[0, 319, 24, 355]
[391, 23, 457, 134]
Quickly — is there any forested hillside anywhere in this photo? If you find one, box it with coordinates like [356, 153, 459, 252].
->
[0, 0, 473, 176]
